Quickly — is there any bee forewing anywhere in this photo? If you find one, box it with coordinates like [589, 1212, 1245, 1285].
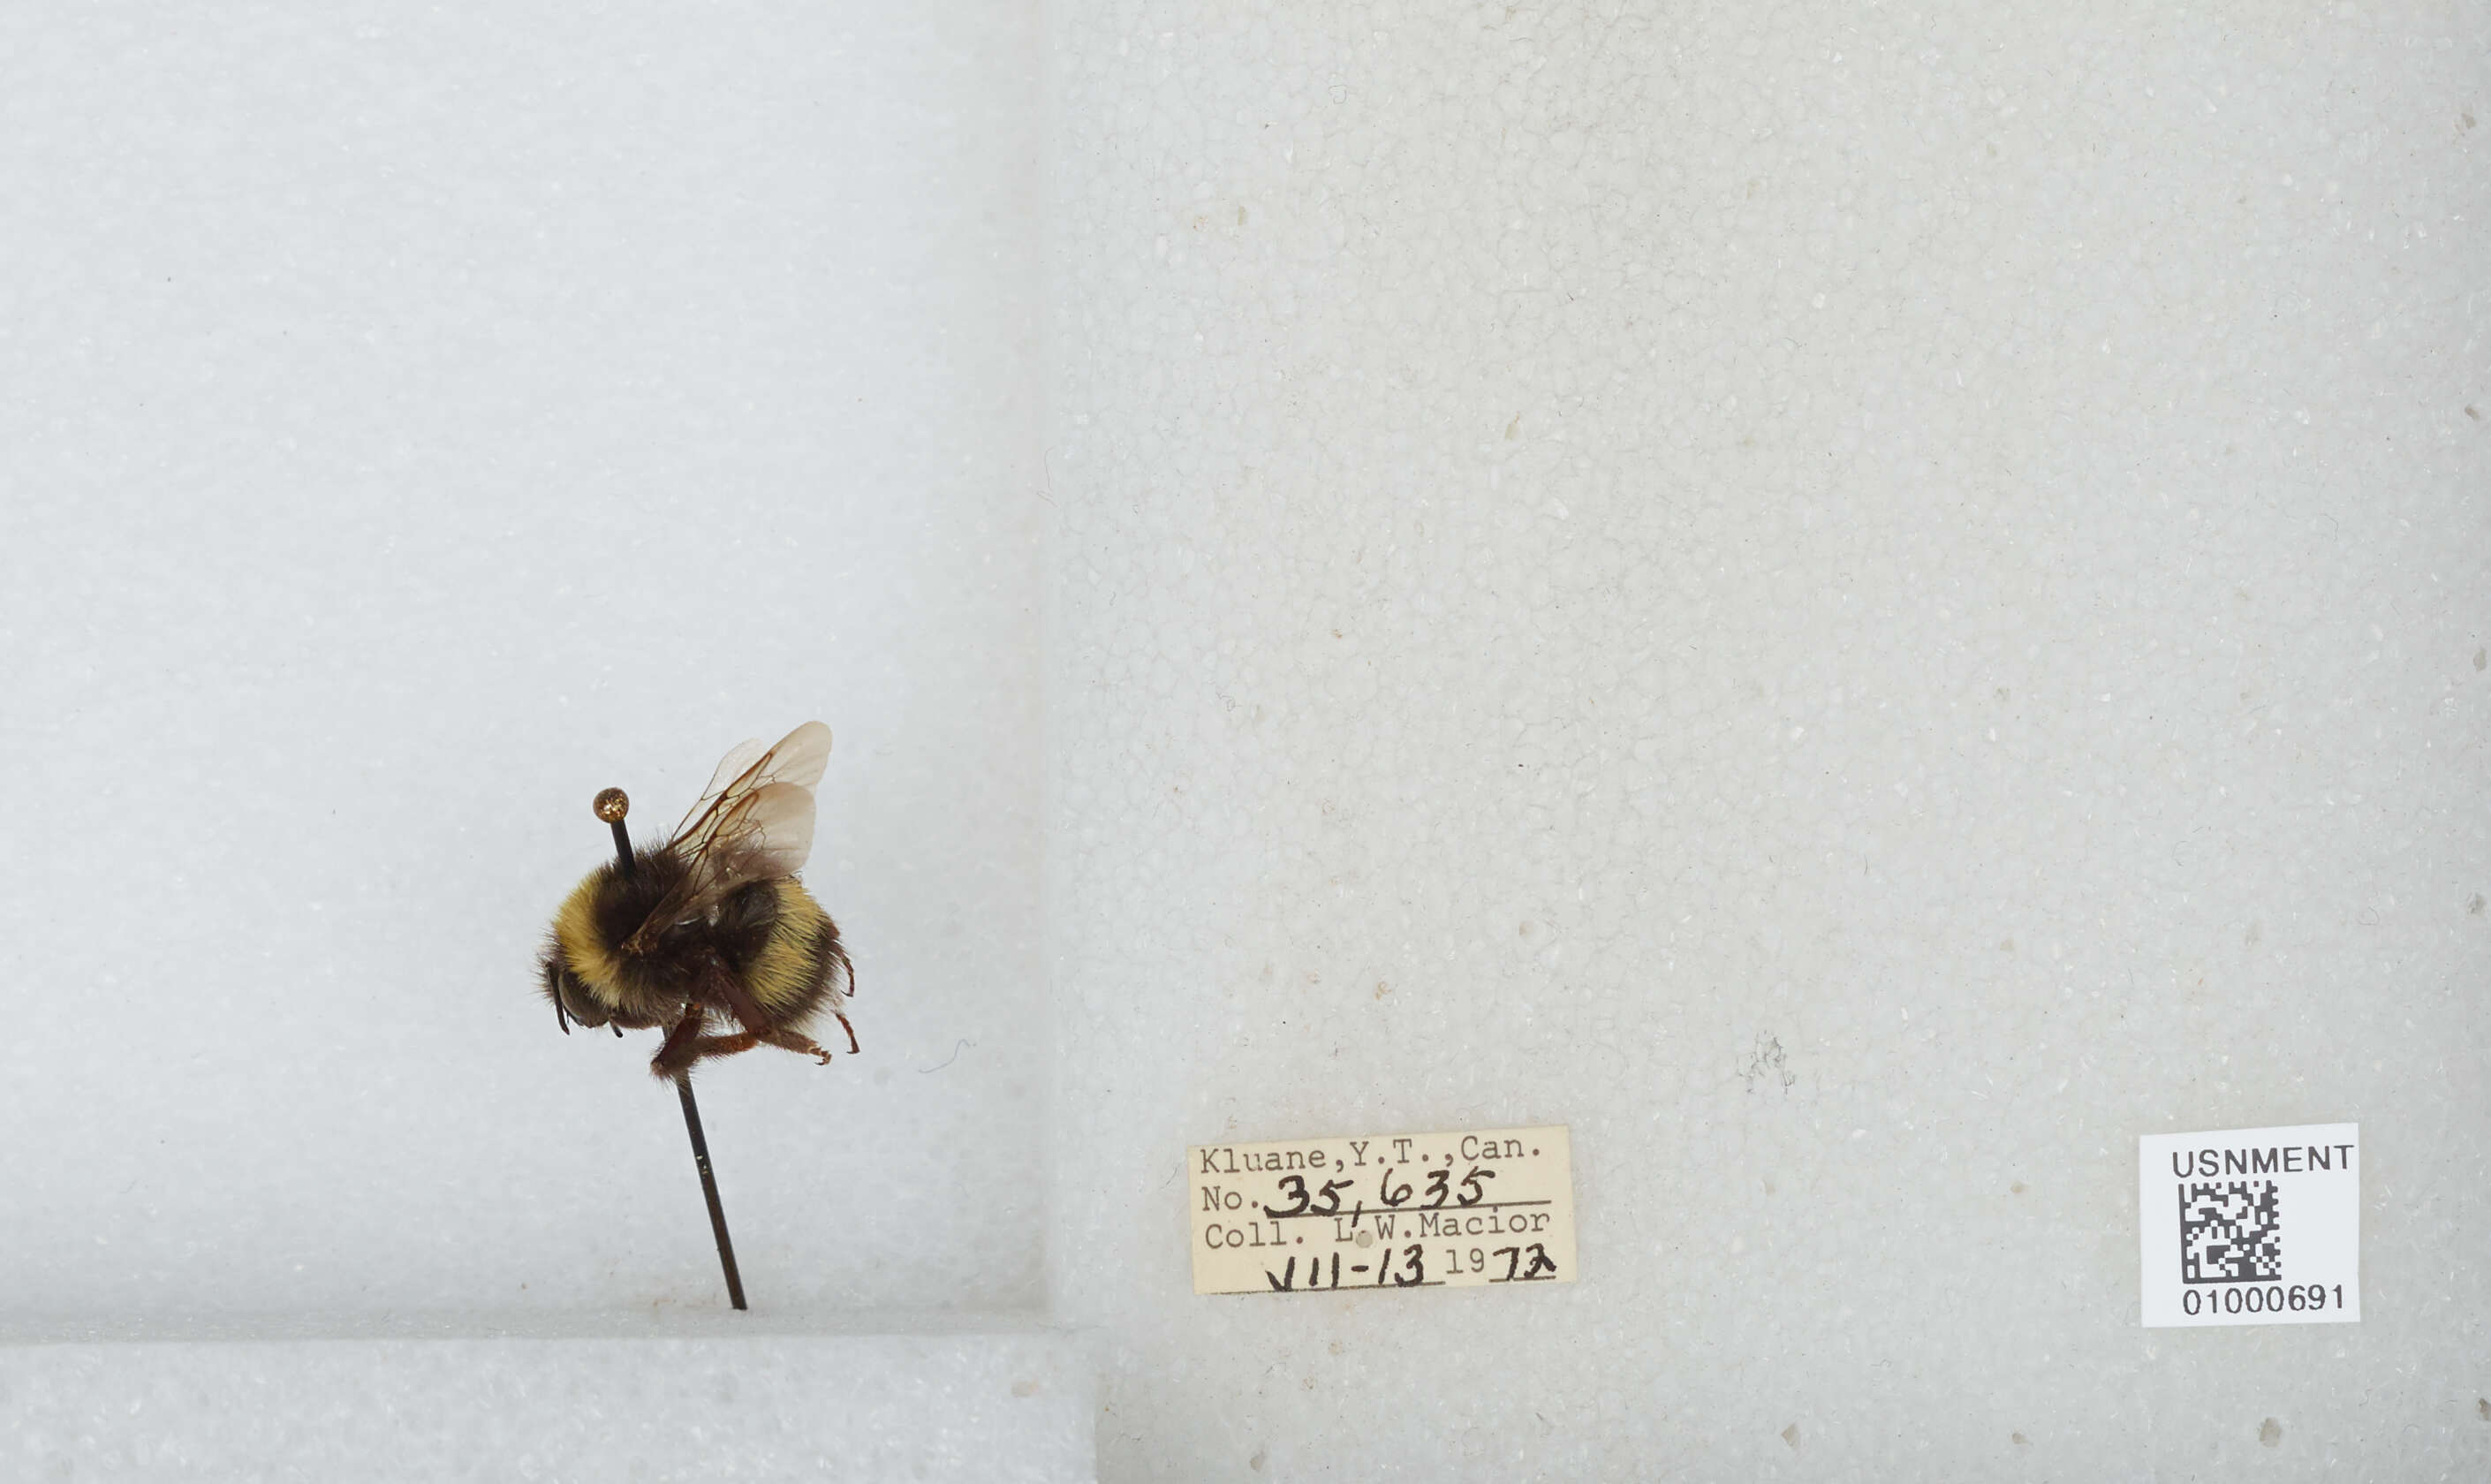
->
[662, 780, 820, 932]
[755, 721, 832, 793]
[670, 723, 832, 846]
[700, 737, 768, 804]
[672, 738, 764, 841]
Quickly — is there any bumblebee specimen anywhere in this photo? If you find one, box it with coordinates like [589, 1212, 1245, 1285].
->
[539, 722, 856, 1079]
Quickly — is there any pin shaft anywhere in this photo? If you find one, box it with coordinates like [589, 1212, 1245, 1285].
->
[676, 1076, 748, 1311]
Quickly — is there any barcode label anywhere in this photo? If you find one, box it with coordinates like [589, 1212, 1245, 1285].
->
[2179, 1181, 2283, 1284]
[2139, 1124, 2358, 1327]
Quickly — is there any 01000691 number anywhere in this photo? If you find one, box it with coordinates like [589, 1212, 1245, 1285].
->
[2181, 1283, 2343, 1317]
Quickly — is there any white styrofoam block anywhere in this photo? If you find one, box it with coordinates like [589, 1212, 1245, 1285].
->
[7, 0, 2487, 1476]
[0, 4, 1046, 1322]
[1046, 1, 2488, 1478]
[0, 1332, 1094, 1482]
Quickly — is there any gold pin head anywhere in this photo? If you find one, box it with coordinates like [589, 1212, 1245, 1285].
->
[593, 787, 630, 822]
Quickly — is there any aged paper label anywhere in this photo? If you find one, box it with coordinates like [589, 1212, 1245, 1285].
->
[1188, 1124, 1576, 1296]
[2138, 1122, 2359, 1327]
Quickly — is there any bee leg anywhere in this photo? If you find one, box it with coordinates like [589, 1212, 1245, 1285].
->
[835, 1012, 859, 1056]
[650, 1006, 712, 1079]
[673, 1032, 765, 1071]
[700, 964, 838, 1066]
[755, 1027, 834, 1065]
[611, 1023, 623, 1039]
[702, 967, 776, 1034]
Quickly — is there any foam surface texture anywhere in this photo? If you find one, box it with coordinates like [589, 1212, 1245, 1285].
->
[1046, 2, 2487, 1479]
[0, 1333, 1094, 1481]
[6, 1, 2488, 1480]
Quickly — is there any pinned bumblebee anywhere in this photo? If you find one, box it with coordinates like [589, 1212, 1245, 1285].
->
[538, 723, 857, 1311]
[540, 720, 857, 1079]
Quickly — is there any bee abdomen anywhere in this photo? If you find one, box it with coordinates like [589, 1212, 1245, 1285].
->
[746, 878, 847, 1027]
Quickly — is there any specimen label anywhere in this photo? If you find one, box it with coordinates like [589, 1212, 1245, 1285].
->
[1188, 1124, 1576, 1297]
[2138, 1122, 2359, 1327]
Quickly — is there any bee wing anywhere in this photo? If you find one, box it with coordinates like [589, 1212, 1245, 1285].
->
[672, 722, 829, 844]
[686, 778, 819, 883]
[677, 735, 768, 837]
[625, 723, 832, 950]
